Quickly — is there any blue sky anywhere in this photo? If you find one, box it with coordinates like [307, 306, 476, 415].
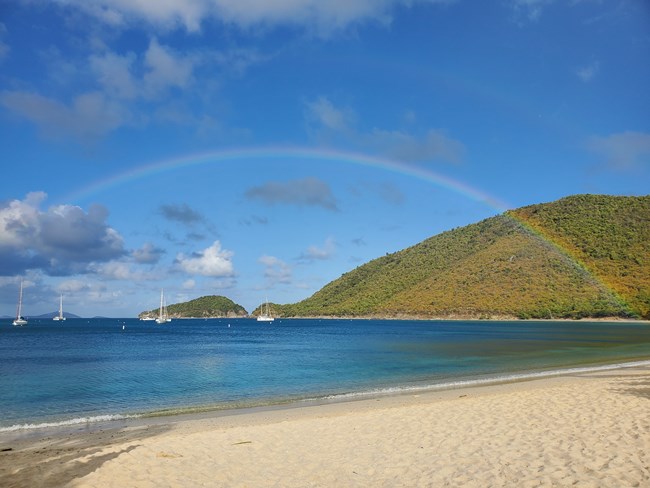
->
[1, 0, 648, 317]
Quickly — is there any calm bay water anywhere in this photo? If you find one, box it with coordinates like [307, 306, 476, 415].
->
[1, 318, 650, 431]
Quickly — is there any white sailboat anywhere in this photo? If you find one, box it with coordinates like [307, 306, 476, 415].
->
[256, 298, 274, 322]
[53, 294, 66, 321]
[13, 281, 28, 326]
[156, 289, 172, 324]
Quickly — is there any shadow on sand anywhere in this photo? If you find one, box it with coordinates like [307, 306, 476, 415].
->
[0, 423, 170, 488]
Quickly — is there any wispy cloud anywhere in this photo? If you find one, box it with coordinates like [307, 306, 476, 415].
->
[377, 182, 406, 205]
[305, 96, 356, 133]
[132, 243, 166, 264]
[159, 203, 205, 225]
[575, 60, 599, 82]
[91, 261, 155, 281]
[246, 177, 339, 211]
[588, 131, 650, 170]
[158, 203, 217, 243]
[509, 0, 554, 24]
[48, 0, 454, 35]
[0, 90, 128, 142]
[259, 255, 292, 285]
[90, 50, 139, 100]
[350, 181, 405, 205]
[298, 237, 337, 262]
[305, 96, 465, 164]
[1, 37, 243, 143]
[142, 38, 195, 98]
[239, 215, 269, 226]
[367, 128, 465, 164]
[91, 39, 197, 102]
[0, 23, 9, 62]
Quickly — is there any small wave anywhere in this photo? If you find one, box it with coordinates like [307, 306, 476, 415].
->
[320, 359, 650, 402]
[0, 414, 138, 433]
[3, 360, 649, 431]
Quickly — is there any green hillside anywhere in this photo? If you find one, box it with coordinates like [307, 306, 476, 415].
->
[276, 195, 650, 320]
[140, 295, 248, 319]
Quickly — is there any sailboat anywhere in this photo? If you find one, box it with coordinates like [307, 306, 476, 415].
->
[156, 289, 172, 324]
[53, 294, 66, 321]
[256, 298, 274, 322]
[13, 281, 28, 326]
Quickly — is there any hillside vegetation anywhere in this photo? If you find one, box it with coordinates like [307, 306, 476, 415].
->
[275, 195, 649, 320]
[140, 295, 247, 319]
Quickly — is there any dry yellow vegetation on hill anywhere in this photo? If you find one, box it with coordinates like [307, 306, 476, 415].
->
[275, 194, 649, 320]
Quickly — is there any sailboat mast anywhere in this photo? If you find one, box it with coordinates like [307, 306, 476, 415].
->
[159, 289, 164, 321]
[16, 281, 23, 320]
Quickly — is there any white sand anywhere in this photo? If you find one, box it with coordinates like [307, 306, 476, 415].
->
[2, 367, 650, 487]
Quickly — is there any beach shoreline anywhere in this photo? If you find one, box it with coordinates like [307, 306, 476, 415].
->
[2, 365, 649, 487]
[4, 357, 650, 438]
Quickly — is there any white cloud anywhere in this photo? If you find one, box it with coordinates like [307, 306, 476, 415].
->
[56, 0, 206, 32]
[588, 131, 650, 170]
[182, 279, 196, 290]
[176, 240, 234, 277]
[2, 36, 208, 141]
[50, 0, 452, 34]
[259, 254, 292, 284]
[0, 193, 126, 276]
[89, 39, 195, 101]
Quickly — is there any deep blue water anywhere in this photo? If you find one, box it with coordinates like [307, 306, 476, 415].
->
[1, 318, 650, 431]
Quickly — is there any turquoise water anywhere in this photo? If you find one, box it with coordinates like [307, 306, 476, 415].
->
[1, 318, 650, 431]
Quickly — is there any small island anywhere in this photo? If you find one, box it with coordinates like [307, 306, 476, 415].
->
[139, 295, 248, 319]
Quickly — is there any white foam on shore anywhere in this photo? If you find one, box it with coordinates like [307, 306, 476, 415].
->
[319, 359, 650, 402]
[3, 359, 649, 433]
[0, 414, 137, 433]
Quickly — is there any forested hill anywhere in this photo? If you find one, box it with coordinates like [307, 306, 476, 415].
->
[275, 194, 650, 320]
[139, 295, 248, 319]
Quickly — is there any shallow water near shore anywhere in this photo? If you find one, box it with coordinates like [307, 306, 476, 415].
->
[1, 317, 650, 431]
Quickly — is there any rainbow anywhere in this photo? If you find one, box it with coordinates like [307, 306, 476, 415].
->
[64, 146, 512, 213]
[64, 145, 630, 314]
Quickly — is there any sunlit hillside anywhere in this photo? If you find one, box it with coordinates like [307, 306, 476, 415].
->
[275, 195, 649, 320]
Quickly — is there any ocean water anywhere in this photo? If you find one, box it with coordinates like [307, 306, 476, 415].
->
[1, 318, 650, 431]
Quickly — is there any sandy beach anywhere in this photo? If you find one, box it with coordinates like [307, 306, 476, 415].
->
[1, 366, 649, 487]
